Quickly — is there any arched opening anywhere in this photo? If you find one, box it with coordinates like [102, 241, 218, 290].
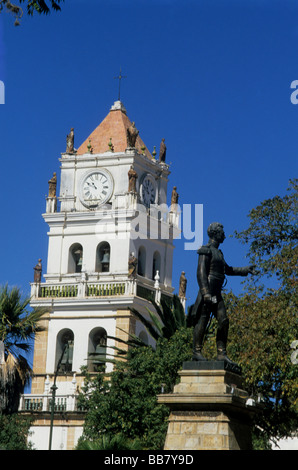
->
[96, 242, 110, 273]
[87, 327, 107, 372]
[55, 329, 74, 373]
[152, 251, 161, 280]
[139, 330, 149, 346]
[137, 246, 146, 277]
[68, 243, 83, 273]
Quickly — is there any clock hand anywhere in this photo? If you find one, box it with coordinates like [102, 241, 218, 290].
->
[87, 181, 98, 190]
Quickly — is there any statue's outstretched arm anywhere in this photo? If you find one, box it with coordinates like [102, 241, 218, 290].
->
[225, 263, 256, 276]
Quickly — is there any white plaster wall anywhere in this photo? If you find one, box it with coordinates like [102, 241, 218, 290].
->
[272, 437, 298, 450]
[29, 425, 83, 450]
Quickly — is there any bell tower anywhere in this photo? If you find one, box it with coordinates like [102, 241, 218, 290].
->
[22, 100, 180, 450]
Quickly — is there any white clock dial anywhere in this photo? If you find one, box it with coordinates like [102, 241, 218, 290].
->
[80, 170, 113, 208]
[141, 175, 156, 207]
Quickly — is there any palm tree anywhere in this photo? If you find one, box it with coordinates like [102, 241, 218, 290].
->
[76, 433, 143, 450]
[130, 294, 187, 342]
[0, 285, 46, 414]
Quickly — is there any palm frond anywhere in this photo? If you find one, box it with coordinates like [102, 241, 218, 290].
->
[0, 284, 47, 413]
[172, 295, 187, 327]
[130, 295, 186, 342]
[129, 308, 161, 342]
[107, 333, 149, 349]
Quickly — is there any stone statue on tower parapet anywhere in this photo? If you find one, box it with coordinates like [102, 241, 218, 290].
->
[66, 128, 75, 154]
[126, 122, 139, 149]
[128, 165, 138, 193]
[46, 172, 57, 213]
[128, 252, 137, 278]
[33, 259, 42, 283]
[159, 138, 167, 163]
[179, 271, 187, 299]
[48, 172, 57, 198]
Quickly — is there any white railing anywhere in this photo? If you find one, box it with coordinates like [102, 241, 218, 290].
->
[31, 279, 130, 299]
[18, 393, 84, 413]
[31, 276, 174, 305]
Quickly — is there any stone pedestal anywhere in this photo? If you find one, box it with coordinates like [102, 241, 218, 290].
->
[158, 361, 262, 451]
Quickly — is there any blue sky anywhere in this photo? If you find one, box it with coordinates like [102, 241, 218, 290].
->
[0, 0, 297, 314]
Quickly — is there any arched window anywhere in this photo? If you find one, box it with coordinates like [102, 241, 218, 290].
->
[55, 329, 74, 373]
[137, 246, 146, 277]
[68, 243, 83, 273]
[87, 327, 107, 372]
[152, 251, 161, 280]
[96, 242, 110, 273]
[139, 330, 149, 346]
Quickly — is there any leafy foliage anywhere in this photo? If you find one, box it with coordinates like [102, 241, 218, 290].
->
[225, 179, 298, 445]
[234, 178, 298, 294]
[0, 284, 46, 414]
[76, 433, 143, 451]
[0, 0, 64, 25]
[19, 0, 63, 15]
[0, 413, 34, 450]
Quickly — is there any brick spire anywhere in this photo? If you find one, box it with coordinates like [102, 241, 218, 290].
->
[76, 101, 151, 158]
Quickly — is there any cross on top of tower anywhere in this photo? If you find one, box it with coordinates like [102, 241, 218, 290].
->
[114, 67, 126, 102]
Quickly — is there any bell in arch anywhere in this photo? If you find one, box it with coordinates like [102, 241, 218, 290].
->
[101, 247, 110, 272]
[101, 249, 110, 264]
[74, 248, 83, 273]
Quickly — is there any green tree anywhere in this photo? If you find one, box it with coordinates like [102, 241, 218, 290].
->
[0, 413, 34, 450]
[0, 0, 64, 25]
[227, 289, 298, 447]
[234, 178, 297, 294]
[0, 284, 46, 414]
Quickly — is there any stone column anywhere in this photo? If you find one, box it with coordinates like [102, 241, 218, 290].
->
[158, 361, 263, 451]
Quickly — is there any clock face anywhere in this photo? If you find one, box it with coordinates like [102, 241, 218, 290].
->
[80, 170, 113, 208]
[141, 175, 156, 208]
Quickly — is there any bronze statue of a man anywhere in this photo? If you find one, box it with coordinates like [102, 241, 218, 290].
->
[191, 222, 255, 364]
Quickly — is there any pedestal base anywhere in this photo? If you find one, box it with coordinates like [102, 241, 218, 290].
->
[158, 361, 262, 451]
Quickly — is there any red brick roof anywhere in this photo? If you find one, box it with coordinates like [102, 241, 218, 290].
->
[76, 102, 152, 158]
